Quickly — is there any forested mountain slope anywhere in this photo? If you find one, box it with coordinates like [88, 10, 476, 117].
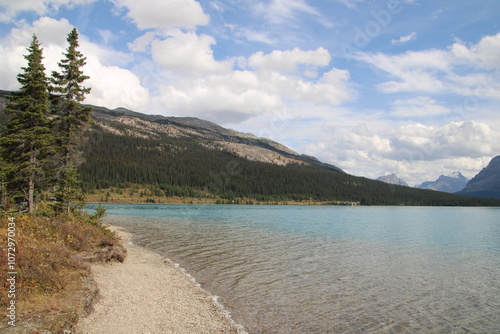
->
[1, 91, 499, 206]
[78, 104, 499, 206]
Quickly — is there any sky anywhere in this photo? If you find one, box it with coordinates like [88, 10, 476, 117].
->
[0, 0, 499, 186]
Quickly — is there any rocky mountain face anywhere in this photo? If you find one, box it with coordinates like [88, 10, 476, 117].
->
[417, 172, 469, 193]
[458, 156, 500, 199]
[3, 90, 500, 206]
[89, 104, 344, 173]
[376, 173, 408, 186]
[0, 89, 343, 173]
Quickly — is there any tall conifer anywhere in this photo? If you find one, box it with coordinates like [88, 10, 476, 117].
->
[51, 28, 92, 212]
[0, 35, 54, 212]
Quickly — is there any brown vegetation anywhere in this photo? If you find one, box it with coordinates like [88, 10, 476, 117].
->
[0, 206, 126, 333]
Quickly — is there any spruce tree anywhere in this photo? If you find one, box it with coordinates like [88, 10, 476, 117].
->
[0, 35, 54, 212]
[51, 28, 92, 212]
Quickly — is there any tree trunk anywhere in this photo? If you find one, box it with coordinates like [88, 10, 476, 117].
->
[28, 153, 35, 213]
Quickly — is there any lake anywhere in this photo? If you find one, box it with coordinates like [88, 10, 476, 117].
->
[88, 204, 500, 333]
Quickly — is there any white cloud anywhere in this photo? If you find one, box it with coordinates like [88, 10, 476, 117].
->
[84, 59, 150, 111]
[335, 0, 365, 9]
[299, 119, 500, 185]
[128, 31, 156, 52]
[450, 34, 500, 70]
[0, 17, 150, 111]
[159, 70, 283, 122]
[145, 33, 351, 118]
[0, 43, 27, 90]
[151, 32, 233, 76]
[353, 49, 450, 93]
[391, 32, 416, 45]
[388, 121, 500, 161]
[224, 25, 276, 45]
[0, 17, 75, 89]
[248, 47, 331, 75]
[156, 63, 352, 123]
[0, 0, 97, 23]
[391, 96, 450, 118]
[113, 0, 209, 30]
[10, 16, 74, 46]
[151, 45, 352, 123]
[255, 0, 320, 25]
[283, 68, 352, 105]
[355, 33, 500, 96]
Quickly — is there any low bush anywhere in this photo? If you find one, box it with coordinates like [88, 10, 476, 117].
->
[0, 207, 126, 332]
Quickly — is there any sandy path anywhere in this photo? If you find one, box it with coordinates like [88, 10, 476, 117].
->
[77, 227, 244, 334]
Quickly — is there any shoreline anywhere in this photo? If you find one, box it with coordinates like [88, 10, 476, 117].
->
[77, 226, 246, 334]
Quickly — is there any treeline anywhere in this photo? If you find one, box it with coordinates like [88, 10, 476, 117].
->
[78, 125, 500, 206]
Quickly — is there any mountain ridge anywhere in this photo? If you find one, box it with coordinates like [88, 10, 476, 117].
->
[458, 156, 500, 199]
[89, 103, 344, 172]
[417, 172, 469, 193]
[2, 90, 500, 206]
[376, 173, 408, 186]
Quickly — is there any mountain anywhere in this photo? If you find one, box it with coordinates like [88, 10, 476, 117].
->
[457, 156, 500, 199]
[74, 106, 500, 205]
[417, 172, 469, 193]
[376, 173, 408, 186]
[88, 104, 344, 173]
[2, 91, 500, 206]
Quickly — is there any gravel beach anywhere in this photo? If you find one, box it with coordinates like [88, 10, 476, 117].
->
[77, 226, 244, 334]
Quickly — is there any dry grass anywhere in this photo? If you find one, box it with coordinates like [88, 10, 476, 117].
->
[0, 208, 126, 333]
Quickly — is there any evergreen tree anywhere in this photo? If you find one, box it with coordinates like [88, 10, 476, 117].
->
[51, 28, 92, 212]
[0, 35, 54, 212]
[53, 162, 84, 213]
[0, 157, 9, 209]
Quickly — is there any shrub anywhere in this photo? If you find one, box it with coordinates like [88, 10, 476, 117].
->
[0, 208, 125, 323]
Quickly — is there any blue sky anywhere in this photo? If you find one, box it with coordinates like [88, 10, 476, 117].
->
[1, 0, 499, 185]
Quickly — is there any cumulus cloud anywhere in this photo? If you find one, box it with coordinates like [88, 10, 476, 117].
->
[0, 17, 75, 89]
[1, 15, 352, 122]
[145, 39, 351, 122]
[0, 16, 150, 111]
[128, 31, 158, 52]
[0, 0, 97, 23]
[450, 34, 500, 70]
[83, 59, 150, 111]
[113, 0, 209, 30]
[282, 68, 351, 105]
[247, 47, 331, 75]
[159, 72, 283, 123]
[157, 64, 352, 123]
[301, 119, 500, 185]
[151, 32, 233, 76]
[389, 121, 500, 161]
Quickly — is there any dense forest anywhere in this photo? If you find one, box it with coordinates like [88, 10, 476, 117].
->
[2, 81, 500, 207]
[78, 121, 500, 206]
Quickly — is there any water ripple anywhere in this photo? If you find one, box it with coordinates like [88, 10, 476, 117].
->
[99, 205, 500, 334]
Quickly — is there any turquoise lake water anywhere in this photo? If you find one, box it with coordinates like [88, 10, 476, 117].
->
[88, 204, 500, 333]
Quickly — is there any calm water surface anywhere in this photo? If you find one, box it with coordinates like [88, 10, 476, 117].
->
[89, 204, 500, 333]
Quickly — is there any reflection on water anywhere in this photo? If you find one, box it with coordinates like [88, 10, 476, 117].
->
[94, 205, 500, 334]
